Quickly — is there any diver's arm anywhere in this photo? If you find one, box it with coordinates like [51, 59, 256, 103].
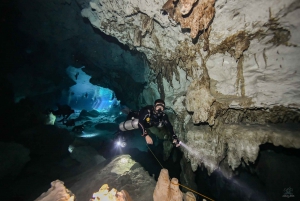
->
[163, 114, 180, 147]
[138, 108, 153, 144]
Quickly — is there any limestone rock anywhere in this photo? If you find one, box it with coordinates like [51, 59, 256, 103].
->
[67, 155, 156, 201]
[169, 178, 183, 201]
[184, 122, 300, 174]
[34, 180, 75, 201]
[153, 169, 170, 201]
[174, 0, 216, 39]
[70, 145, 106, 165]
[186, 77, 216, 124]
[153, 169, 183, 201]
[91, 184, 133, 201]
[184, 192, 196, 201]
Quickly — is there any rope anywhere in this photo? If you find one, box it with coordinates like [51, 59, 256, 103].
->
[147, 144, 164, 169]
[146, 144, 215, 201]
[172, 182, 215, 201]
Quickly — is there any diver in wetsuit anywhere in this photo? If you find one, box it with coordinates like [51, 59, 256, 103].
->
[51, 104, 75, 122]
[118, 99, 180, 147]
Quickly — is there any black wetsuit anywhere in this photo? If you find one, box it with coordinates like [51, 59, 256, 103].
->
[137, 105, 175, 137]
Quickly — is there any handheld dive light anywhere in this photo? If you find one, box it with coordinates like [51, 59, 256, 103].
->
[116, 139, 126, 148]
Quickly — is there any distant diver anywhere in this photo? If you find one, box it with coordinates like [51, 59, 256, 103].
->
[51, 104, 75, 121]
[75, 72, 79, 80]
[72, 124, 85, 133]
[62, 119, 76, 127]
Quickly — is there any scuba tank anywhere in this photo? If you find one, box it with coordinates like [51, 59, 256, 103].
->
[119, 119, 139, 131]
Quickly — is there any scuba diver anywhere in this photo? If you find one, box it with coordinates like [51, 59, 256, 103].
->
[117, 99, 180, 147]
[62, 119, 76, 127]
[72, 124, 85, 133]
[50, 104, 75, 121]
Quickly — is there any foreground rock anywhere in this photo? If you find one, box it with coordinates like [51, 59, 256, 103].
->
[65, 154, 156, 201]
[34, 180, 75, 201]
[34, 156, 200, 201]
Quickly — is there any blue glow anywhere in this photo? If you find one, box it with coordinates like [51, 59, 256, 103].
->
[63, 66, 120, 112]
[77, 131, 100, 138]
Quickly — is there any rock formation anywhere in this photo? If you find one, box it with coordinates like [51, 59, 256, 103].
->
[34, 165, 197, 201]
[66, 155, 156, 201]
[165, 0, 216, 39]
[184, 121, 300, 174]
[34, 180, 75, 201]
[154, 169, 197, 201]
[32, 155, 155, 200]
[184, 192, 197, 201]
[91, 184, 132, 201]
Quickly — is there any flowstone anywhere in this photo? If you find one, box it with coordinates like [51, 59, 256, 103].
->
[183, 122, 300, 174]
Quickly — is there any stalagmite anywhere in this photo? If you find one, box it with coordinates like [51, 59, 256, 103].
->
[34, 180, 75, 201]
[154, 169, 196, 201]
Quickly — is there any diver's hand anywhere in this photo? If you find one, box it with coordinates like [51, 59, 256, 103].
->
[172, 135, 181, 147]
[145, 135, 153, 144]
[173, 139, 181, 147]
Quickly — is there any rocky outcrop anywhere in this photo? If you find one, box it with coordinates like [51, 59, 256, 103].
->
[70, 145, 106, 166]
[34, 180, 75, 201]
[164, 0, 216, 39]
[186, 76, 216, 125]
[91, 184, 133, 201]
[183, 122, 300, 174]
[66, 154, 156, 201]
[35, 162, 197, 201]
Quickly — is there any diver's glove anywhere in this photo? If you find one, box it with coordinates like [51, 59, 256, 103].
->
[172, 135, 181, 147]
